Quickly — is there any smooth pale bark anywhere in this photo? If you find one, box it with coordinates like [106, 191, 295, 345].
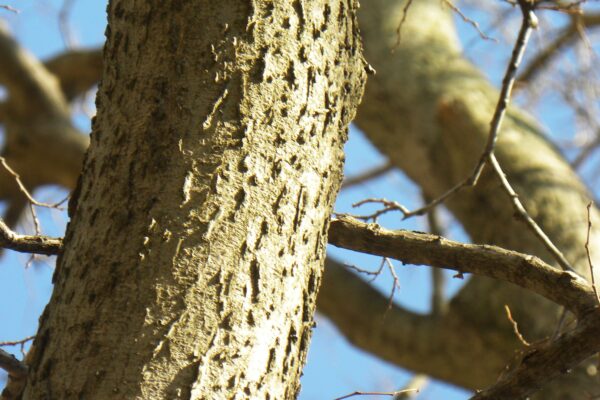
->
[0, 26, 88, 227]
[319, 0, 600, 397]
[21, 1, 365, 399]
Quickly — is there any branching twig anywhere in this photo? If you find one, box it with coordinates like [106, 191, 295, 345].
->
[343, 257, 402, 316]
[0, 336, 35, 348]
[442, 0, 497, 42]
[0, 157, 66, 210]
[0, 218, 63, 255]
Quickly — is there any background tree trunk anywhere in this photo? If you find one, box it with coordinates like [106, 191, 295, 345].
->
[20, 1, 365, 398]
[319, 0, 600, 398]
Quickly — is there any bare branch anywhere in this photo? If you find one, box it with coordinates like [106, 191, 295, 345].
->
[342, 162, 394, 190]
[0, 24, 68, 118]
[353, 3, 575, 274]
[441, 0, 497, 42]
[44, 48, 102, 102]
[471, 311, 600, 399]
[0, 157, 65, 210]
[0, 218, 63, 255]
[0, 336, 35, 348]
[488, 153, 575, 272]
[328, 216, 597, 316]
[0, 349, 26, 379]
[518, 13, 600, 85]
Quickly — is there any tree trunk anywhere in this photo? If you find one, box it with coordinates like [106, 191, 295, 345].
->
[21, 1, 365, 399]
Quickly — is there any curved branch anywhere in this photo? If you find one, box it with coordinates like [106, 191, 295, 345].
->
[472, 311, 600, 399]
[44, 49, 103, 102]
[0, 25, 68, 118]
[0, 349, 26, 379]
[318, 258, 514, 389]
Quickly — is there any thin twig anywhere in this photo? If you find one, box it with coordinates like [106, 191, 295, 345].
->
[393, 0, 414, 49]
[424, 193, 447, 317]
[342, 261, 385, 280]
[585, 202, 600, 303]
[59, 0, 76, 49]
[504, 305, 530, 346]
[536, 0, 585, 13]
[517, 18, 579, 84]
[0, 157, 66, 210]
[488, 154, 575, 272]
[0, 335, 35, 359]
[0, 218, 63, 255]
[383, 257, 402, 315]
[342, 162, 394, 190]
[442, 0, 497, 42]
[334, 388, 419, 400]
[0, 336, 35, 348]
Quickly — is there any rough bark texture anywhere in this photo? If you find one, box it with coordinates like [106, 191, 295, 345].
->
[1, 0, 598, 398]
[21, 1, 365, 399]
[318, 0, 600, 397]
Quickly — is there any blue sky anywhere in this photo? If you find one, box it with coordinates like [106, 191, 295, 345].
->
[1, 1, 595, 399]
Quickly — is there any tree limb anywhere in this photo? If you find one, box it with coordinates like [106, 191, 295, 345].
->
[44, 48, 103, 102]
[328, 217, 597, 317]
[471, 311, 600, 399]
[318, 257, 512, 390]
[0, 349, 26, 379]
[0, 218, 62, 255]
